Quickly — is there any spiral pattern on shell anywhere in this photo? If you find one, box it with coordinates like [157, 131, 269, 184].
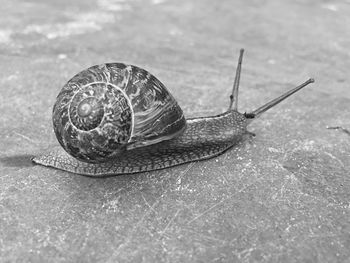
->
[53, 63, 186, 163]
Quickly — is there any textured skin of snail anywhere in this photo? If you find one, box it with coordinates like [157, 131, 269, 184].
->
[32, 63, 249, 177]
[33, 110, 248, 177]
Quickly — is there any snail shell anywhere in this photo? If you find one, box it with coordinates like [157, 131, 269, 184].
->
[53, 63, 186, 163]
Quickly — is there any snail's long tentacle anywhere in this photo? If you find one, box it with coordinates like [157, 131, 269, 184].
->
[228, 49, 244, 111]
[246, 78, 315, 119]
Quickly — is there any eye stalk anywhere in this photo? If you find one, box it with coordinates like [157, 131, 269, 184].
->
[228, 48, 244, 111]
[246, 78, 315, 119]
[227, 49, 314, 119]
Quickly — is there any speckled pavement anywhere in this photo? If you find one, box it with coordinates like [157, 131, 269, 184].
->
[0, 0, 349, 262]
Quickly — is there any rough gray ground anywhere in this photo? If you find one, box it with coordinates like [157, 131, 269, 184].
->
[1, 0, 350, 262]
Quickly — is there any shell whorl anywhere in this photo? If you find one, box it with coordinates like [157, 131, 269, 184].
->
[53, 63, 186, 163]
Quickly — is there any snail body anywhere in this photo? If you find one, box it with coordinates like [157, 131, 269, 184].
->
[33, 49, 314, 177]
[35, 111, 247, 176]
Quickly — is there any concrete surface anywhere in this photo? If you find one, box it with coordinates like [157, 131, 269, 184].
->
[0, 0, 350, 262]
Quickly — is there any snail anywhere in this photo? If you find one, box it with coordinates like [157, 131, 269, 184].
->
[32, 49, 314, 177]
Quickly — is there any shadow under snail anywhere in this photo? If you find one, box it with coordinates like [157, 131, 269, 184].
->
[32, 49, 314, 177]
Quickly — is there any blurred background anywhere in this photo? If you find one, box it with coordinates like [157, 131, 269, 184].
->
[0, 0, 349, 262]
